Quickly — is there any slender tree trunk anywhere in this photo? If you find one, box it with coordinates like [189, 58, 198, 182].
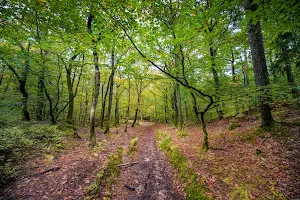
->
[183, 90, 188, 122]
[43, 82, 56, 124]
[114, 96, 120, 126]
[131, 90, 140, 127]
[210, 46, 224, 120]
[173, 84, 178, 126]
[243, 48, 250, 86]
[83, 88, 89, 124]
[231, 49, 236, 83]
[124, 76, 131, 132]
[175, 83, 184, 130]
[66, 72, 74, 123]
[104, 47, 115, 134]
[88, 12, 100, 148]
[100, 79, 110, 129]
[245, 0, 273, 127]
[0, 68, 4, 86]
[164, 89, 168, 123]
[280, 34, 299, 97]
[36, 50, 45, 120]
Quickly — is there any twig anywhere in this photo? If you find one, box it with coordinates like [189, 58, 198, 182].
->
[118, 162, 138, 167]
[30, 166, 60, 177]
[255, 136, 268, 150]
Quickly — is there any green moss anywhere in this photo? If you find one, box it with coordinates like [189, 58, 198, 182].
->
[85, 147, 123, 199]
[228, 123, 241, 131]
[229, 185, 252, 200]
[156, 131, 210, 200]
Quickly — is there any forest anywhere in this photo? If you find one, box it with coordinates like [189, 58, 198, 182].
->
[0, 0, 299, 199]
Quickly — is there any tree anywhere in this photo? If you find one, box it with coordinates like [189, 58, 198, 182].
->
[244, 0, 274, 127]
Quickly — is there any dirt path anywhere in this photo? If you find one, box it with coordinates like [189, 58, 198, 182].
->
[111, 123, 185, 200]
[1, 123, 185, 200]
[1, 126, 135, 199]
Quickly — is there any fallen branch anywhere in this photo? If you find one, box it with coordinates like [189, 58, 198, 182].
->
[31, 166, 60, 177]
[255, 136, 268, 150]
[117, 162, 138, 167]
[124, 184, 135, 191]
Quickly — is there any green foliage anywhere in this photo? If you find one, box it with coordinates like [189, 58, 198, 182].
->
[127, 137, 138, 156]
[156, 131, 210, 200]
[85, 147, 123, 199]
[255, 124, 290, 139]
[0, 124, 65, 186]
[268, 182, 286, 200]
[177, 128, 188, 138]
[228, 123, 241, 131]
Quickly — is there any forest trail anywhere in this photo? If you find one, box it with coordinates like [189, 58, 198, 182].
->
[1, 122, 185, 200]
[111, 123, 185, 200]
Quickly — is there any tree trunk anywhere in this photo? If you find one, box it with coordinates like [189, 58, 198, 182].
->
[175, 83, 184, 130]
[124, 76, 131, 132]
[173, 84, 178, 126]
[131, 90, 140, 127]
[280, 34, 299, 97]
[243, 48, 250, 86]
[20, 80, 30, 121]
[66, 72, 74, 123]
[89, 57, 100, 147]
[164, 92, 168, 123]
[114, 96, 120, 126]
[245, 0, 273, 127]
[104, 47, 115, 134]
[83, 88, 89, 124]
[88, 12, 100, 148]
[231, 49, 236, 84]
[36, 52, 45, 120]
[100, 79, 110, 129]
[210, 46, 224, 120]
[200, 113, 208, 151]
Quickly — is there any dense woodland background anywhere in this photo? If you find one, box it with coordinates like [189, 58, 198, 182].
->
[0, 0, 300, 198]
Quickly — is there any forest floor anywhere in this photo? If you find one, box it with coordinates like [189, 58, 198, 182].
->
[1, 105, 300, 200]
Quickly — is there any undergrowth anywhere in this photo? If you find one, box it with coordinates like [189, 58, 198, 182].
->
[127, 137, 138, 156]
[0, 123, 67, 186]
[156, 131, 210, 200]
[85, 147, 123, 200]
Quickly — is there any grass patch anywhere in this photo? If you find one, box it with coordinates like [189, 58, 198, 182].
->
[156, 131, 210, 200]
[85, 147, 123, 199]
[255, 123, 290, 140]
[127, 137, 138, 156]
[229, 184, 253, 200]
[177, 128, 188, 138]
